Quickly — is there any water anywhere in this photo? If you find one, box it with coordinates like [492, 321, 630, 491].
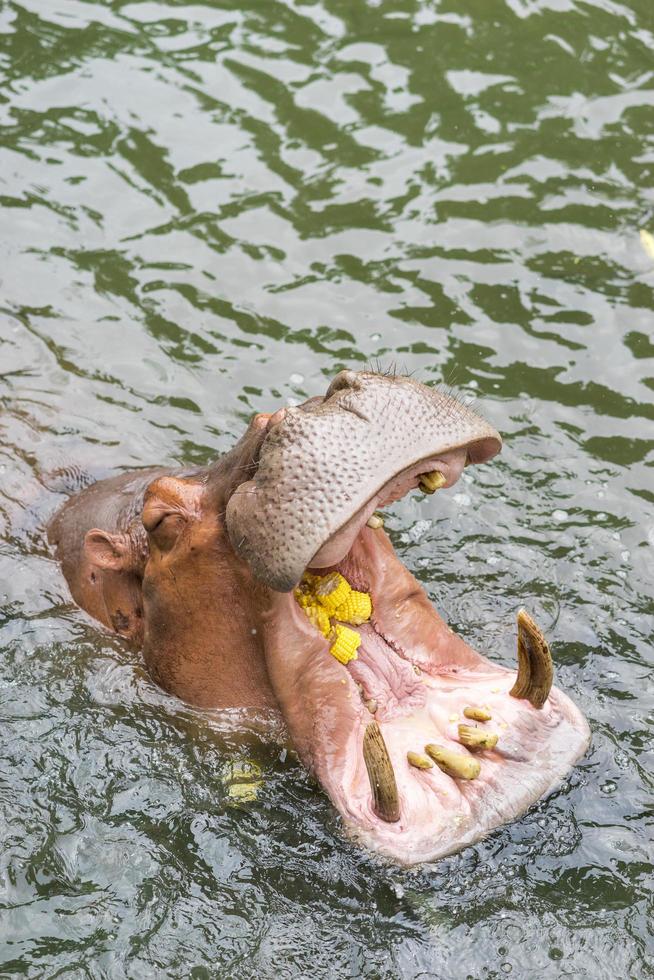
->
[1, 0, 653, 976]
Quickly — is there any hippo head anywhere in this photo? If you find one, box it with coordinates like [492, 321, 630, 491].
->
[137, 370, 590, 865]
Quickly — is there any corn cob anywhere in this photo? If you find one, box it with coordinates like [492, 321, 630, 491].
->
[334, 590, 372, 625]
[294, 571, 371, 655]
[293, 589, 313, 609]
[329, 623, 361, 664]
[305, 603, 331, 637]
[314, 572, 351, 614]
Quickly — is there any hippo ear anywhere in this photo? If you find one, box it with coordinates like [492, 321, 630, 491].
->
[84, 529, 131, 571]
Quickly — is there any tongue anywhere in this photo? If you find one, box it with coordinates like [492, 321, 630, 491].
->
[347, 625, 426, 720]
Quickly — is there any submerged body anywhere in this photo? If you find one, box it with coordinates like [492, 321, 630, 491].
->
[49, 371, 590, 865]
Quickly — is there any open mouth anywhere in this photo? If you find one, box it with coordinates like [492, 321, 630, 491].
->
[226, 372, 590, 865]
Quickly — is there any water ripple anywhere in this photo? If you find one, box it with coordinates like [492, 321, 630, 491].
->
[1, 0, 653, 975]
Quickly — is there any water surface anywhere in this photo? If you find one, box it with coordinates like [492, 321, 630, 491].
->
[1, 0, 653, 976]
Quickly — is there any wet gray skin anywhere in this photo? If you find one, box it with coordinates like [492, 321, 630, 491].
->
[227, 370, 501, 591]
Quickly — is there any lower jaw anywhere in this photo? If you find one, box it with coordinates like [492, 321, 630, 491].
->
[266, 529, 590, 866]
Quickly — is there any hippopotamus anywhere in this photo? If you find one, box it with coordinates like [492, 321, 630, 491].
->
[48, 370, 590, 865]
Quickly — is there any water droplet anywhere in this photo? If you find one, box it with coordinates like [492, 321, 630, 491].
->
[289, 373, 304, 385]
[601, 780, 617, 795]
[553, 509, 568, 522]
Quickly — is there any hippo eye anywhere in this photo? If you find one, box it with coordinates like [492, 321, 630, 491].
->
[143, 511, 186, 552]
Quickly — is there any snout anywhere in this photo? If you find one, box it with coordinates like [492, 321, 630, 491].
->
[225, 371, 501, 592]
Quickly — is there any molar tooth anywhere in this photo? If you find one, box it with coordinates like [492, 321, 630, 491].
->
[365, 698, 378, 714]
[366, 513, 384, 529]
[458, 725, 499, 751]
[407, 751, 434, 770]
[425, 743, 481, 780]
[509, 609, 554, 709]
[463, 706, 492, 722]
[418, 470, 446, 494]
[363, 722, 400, 823]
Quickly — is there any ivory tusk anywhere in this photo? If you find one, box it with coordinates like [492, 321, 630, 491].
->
[509, 609, 554, 709]
[363, 722, 400, 822]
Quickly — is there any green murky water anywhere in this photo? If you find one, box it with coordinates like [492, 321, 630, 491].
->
[1, 1, 653, 976]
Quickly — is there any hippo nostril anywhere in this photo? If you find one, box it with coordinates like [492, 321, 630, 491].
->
[324, 369, 361, 400]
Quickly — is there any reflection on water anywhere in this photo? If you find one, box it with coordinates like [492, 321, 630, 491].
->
[1, 0, 652, 975]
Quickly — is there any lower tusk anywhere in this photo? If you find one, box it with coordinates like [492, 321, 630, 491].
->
[458, 725, 499, 751]
[366, 513, 384, 529]
[425, 743, 481, 780]
[363, 722, 400, 822]
[509, 609, 554, 709]
[463, 706, 492, 722]
[418, 470, 446, 494]
[407, 751, 434, 770]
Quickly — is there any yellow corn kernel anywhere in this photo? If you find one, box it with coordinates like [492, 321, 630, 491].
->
[334, 590, 372, 625]
[305, 604, 331, 637]
[294, 589, 314, 609]
[314, 572, 351, 614]
[329, 624, 361, 664]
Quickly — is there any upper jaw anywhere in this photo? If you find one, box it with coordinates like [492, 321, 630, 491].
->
[308, 447, 468, 569]
[225, 370, 501, 592]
